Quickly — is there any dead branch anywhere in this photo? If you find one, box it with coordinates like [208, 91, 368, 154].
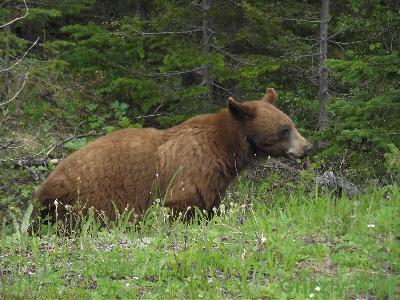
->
[211, 82, 237, 97]
[0, 37, 39, 73]
[328, 29, 386, 47]
[211, 45, 255, 66]
[132, 113, 168, 120]
[0, 132, 106, 169]
[0, 71, 29, 106]
[113, 28, 206, 38]
[144, 66, 207, 77]
[0, 157, 61, 168]
[279, 17, 321, 23]
[0, 0, 29, 28]
[133, 28, 205, 36]
[45, 131, 105, 157]
[0, 140, 19, 151]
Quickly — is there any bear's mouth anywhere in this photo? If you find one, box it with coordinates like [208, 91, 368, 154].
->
[249, 140, 283, 159]
[285, 152, 307, 161]
[247, 137, 309, 161]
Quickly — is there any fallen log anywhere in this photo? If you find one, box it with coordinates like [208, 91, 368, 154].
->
[260, 158, 361, 197]
[0, 157, 61, 168]
[314, 170, 360, 197]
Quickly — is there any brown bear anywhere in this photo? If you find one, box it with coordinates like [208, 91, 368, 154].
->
[36, 88, 312, 220]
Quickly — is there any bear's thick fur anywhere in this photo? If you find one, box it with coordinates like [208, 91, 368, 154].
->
[36, 88, 312, 220]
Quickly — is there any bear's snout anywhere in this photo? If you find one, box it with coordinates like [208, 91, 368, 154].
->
[304, 143, 313, 156]
[286, 130, 313, 160]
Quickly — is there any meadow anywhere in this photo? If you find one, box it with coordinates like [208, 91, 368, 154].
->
[1, 182, 399, 299]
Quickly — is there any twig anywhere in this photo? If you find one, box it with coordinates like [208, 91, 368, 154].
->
[132, 113, 168, 119]
[114, 28, 205, 37]
[0, 141, 13, 151]
[0, 0, 29, 28]
[0, 140, 21, 151]
[135, 28, 205, 36]
[0, 71, 29, 106]
[279, 17, 321, 23]
[213, 0, 235, 9]
[0, 37, 39, 73]
[211, 82, 237, 97]
[328, 29, 386, 46]
[144, 66, 207, 77]
[151, 103, 164, 115]
[211, 45, 255, 66]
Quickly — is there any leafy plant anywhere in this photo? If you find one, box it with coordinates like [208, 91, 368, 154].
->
[64, 138, 88, 151]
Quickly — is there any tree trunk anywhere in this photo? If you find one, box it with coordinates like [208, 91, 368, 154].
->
[201, 0, 214, 101]
[135, 0, 144, 19]
[2, 7, 11, 102]
[318, 0, 329, 131]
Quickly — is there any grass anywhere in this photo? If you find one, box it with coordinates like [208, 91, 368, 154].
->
[0, 183, 399, 299]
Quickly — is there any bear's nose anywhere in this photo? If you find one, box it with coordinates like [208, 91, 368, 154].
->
[304, 143, 313, 156]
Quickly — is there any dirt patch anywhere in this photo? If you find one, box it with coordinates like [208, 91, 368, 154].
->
[296, 258, 337, 277]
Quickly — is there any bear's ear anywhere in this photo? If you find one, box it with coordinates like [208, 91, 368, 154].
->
[261, 88, 277, 106]
[227, 97, 255, 120]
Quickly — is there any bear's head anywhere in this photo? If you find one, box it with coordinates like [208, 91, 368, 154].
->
[228, 88, 312, 160]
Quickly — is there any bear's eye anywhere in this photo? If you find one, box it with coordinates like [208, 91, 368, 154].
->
[277, 126, 291, 140]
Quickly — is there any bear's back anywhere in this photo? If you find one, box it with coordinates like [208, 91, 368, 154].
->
[36, 127, 165, 217]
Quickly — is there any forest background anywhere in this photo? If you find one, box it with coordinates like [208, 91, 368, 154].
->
[0, 0, 399, 212]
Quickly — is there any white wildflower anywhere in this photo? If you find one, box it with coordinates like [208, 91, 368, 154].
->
[367, 224, 375, 228]
[309, 293, 315, 298]
[241, 248, 246, 261]
[260, 234, 266, 244]
[315, 286, 321, 292]
[220, 204, 225, 215]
